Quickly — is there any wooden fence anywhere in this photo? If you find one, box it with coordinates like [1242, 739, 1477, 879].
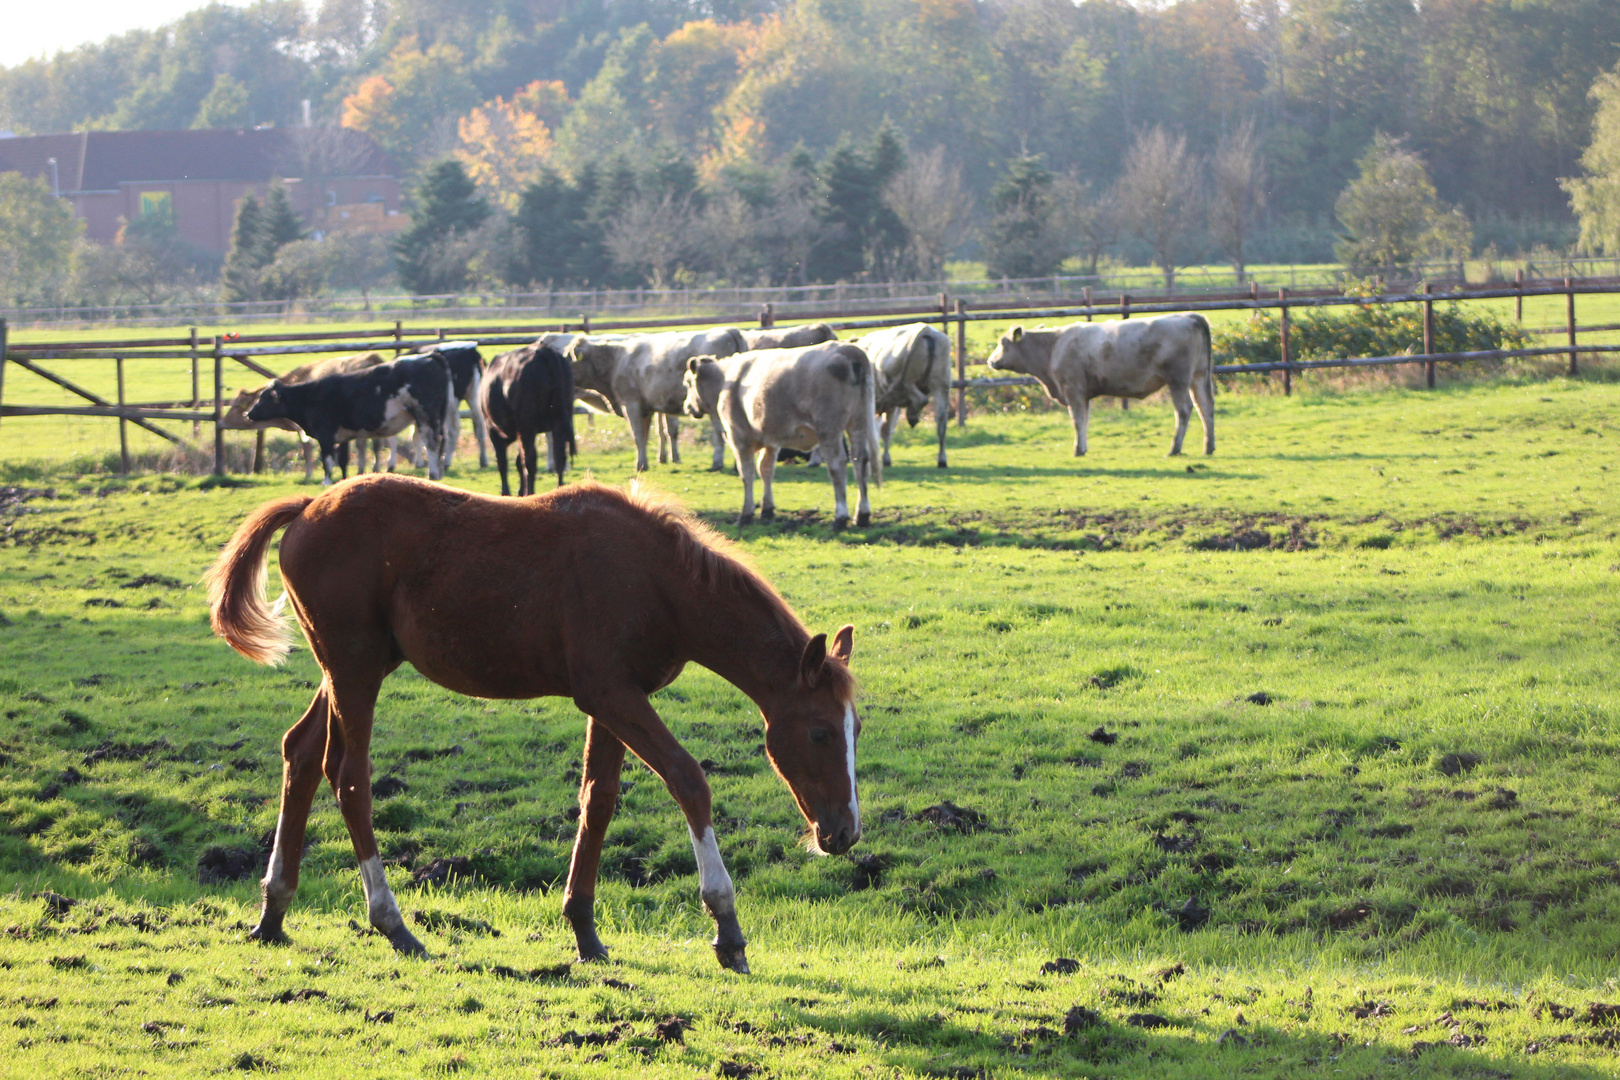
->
[3, 276, 1618, 477]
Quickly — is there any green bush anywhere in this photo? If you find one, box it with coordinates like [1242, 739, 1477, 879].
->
[1212, 283, 1528, 368]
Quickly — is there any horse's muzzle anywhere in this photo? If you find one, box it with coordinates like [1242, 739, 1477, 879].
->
[819, 824, 860, 856]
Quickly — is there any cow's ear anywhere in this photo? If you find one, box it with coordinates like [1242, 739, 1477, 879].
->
[687, 357, 702, 374]
[799, 632, 828, 688]
[1010, 325, 1024, 342]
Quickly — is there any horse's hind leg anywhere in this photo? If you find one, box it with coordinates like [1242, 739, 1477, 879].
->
[251, 687, 330, 943]
[562, 718, 627, 962]
[324, 671, 426, 957]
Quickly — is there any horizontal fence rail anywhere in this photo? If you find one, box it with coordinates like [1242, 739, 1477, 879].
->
[3, 275, 1613, 476]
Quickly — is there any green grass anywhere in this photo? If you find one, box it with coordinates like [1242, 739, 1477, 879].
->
[3, 378, 1620, 1076]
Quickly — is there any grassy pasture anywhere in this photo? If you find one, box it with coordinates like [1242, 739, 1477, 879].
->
[2, 376, 1620, 1077]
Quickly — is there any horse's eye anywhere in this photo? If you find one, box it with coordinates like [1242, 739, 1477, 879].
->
[809, 728, 831, 746]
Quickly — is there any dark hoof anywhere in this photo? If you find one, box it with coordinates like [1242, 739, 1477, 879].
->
[736, 513, 754, 527]
[855, 511, 870, 527]
[936, 460, 947, 469]
[759, 508, 775, 522]
[385, 926, 429, 957]
[713, 943, 750, 973]
[247, 920, 288, 945]
[832, 517, 849, 532]
[576, 946, 611, 964]
[709, 463, 726, 473]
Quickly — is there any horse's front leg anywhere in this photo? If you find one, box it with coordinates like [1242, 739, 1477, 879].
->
[324, 673, 426, 957]
[251, 687, 330, 943]
[577, 690, 748, 972]
[563, 718, 627, 962]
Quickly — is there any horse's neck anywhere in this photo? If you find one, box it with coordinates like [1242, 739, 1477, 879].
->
[681, 584, 801, 714]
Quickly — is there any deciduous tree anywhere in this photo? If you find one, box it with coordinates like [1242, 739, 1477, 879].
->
[1563, 66, 1620, 256]
[884, 145, 973, 280]
[1208, 118, 1266, 282]
[0, 172, 82, 306]
[1334, 132, 1472, 277]
[1117, 126, 1204, 291]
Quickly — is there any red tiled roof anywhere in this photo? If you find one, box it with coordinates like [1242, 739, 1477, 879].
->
[0, 128, 395, 192]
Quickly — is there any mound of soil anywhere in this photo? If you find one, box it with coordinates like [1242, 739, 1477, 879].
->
[914, 801, 988, 834]
[409, 856, 475, 888]
[197, 844, 259, 884]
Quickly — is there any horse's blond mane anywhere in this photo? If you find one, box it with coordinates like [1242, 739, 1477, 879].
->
[583, 480, 857, 701]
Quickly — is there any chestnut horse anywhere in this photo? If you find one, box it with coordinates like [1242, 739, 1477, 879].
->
[205, 474, 862, 973]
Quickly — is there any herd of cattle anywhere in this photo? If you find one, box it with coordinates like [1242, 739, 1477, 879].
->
[226, 312, 1216, 527]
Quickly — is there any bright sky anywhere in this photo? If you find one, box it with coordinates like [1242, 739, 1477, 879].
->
[2, 0, 250, 68]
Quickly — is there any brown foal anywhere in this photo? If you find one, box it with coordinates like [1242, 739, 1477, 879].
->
[206, 474, 862, 973]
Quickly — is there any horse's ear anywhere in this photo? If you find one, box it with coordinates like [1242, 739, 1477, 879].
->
[1010, 325, 1024, 342]
[830, 624, 853, 664]
[799, 632, 828, 688]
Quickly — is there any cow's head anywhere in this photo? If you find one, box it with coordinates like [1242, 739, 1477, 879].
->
[986, 325, 1028, 373]
[683, 357, 721, 419]
[245, 382, 288, 422]
[565, 338, 621, 391]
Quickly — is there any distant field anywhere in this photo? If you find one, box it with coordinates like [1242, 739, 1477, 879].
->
[3, 378, 1620, 1076]
[4, 286, 1616, 471]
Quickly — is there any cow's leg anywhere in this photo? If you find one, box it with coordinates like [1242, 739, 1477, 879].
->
[562, 717, 626, 962]
[933, 389, 950, 468]
[1069, 397, 1091, 456]
[467, 371, 489, 469]
[851, 423, 872, 527]
[657, 413, 672, 465]
[1194, 373, 1216, 455]
[301, 439, 315, 484]
[354, 439, 367, 475]
[423, 425, 445, 482]
[626, 403, 652, 472]
[250, 687, 329, 943]
[570, 688, 746, 972]
[880, 410, 896, 468]
[822, 431, 852, 529]
[492, 434, 513, 497]
[1167, 384, 1193, 456]
[758, 447, 777, 521]
[322, 669, 424, 957]
[708, 415, 727, 472]
[666, 413, 682, 464]
[736, 444, 758, 525]
[519, 430, 539, 497]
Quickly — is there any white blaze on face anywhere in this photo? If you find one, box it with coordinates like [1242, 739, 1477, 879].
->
[844, 702, 860, 836]
[687, 825, 736, 917]
[359, 855, 406, 935]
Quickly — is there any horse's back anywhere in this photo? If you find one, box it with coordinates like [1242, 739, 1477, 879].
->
[278, 477, 667, 699]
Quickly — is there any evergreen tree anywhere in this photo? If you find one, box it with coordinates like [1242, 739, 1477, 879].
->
[220, 194, 268, 302]
[394, 160, 492, 295]
[260, 183, 306, 251]
[512, 167, 603, 286]
[985, 155, 1061, 280]
[809, 126, 909, 282]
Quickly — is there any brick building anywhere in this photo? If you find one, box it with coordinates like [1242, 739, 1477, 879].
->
[0, 127, 402, 255]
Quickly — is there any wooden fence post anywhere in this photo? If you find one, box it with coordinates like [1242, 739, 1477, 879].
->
[189, 326, 200, 439]
[759, 302, 773, 329]
[213, 338, 225, 477]
[581, 314, 590, 334]
[116, 356, 130, 474]
[1514, 269, 1524, 323]
[954, 299, 967, 428]
[1118, 293, 1131, 408]
[1083, 286, 1093, 321]
[1422, 282, 1435, 389]
[1566, 276, 1578, 376]
[1278, 288, 1292, 396]
[939, 292, 949, 342]
[0, 317, 8, 432]
[393, 320, 403, 356]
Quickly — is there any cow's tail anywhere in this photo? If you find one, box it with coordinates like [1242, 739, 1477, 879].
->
[1191, 312, 1214, 400]
[205, 495, 313, 666]
[854, 347, 882, 488]
[557, 346, 578, 467]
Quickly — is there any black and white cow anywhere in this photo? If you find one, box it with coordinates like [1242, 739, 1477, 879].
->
[408, 341, 488, 471]
[246, 353, 457, 484]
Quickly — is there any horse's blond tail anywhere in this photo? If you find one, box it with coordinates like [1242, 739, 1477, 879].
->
[204, 495, 313, 666]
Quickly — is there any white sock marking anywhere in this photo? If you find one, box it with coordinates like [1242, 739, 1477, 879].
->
[359, 855, 405, 934]
[844, 703, 860, 836]
[688, 825, 735, 916]
[262, 812, 292, 905]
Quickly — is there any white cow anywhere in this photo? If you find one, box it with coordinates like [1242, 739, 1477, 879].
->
[737, 323, 836, 351]
[986, 313, 1215, 456]
[858, 322, 952, 468]
[568, 327, 747, 471]
[683, 342, 881, 529]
